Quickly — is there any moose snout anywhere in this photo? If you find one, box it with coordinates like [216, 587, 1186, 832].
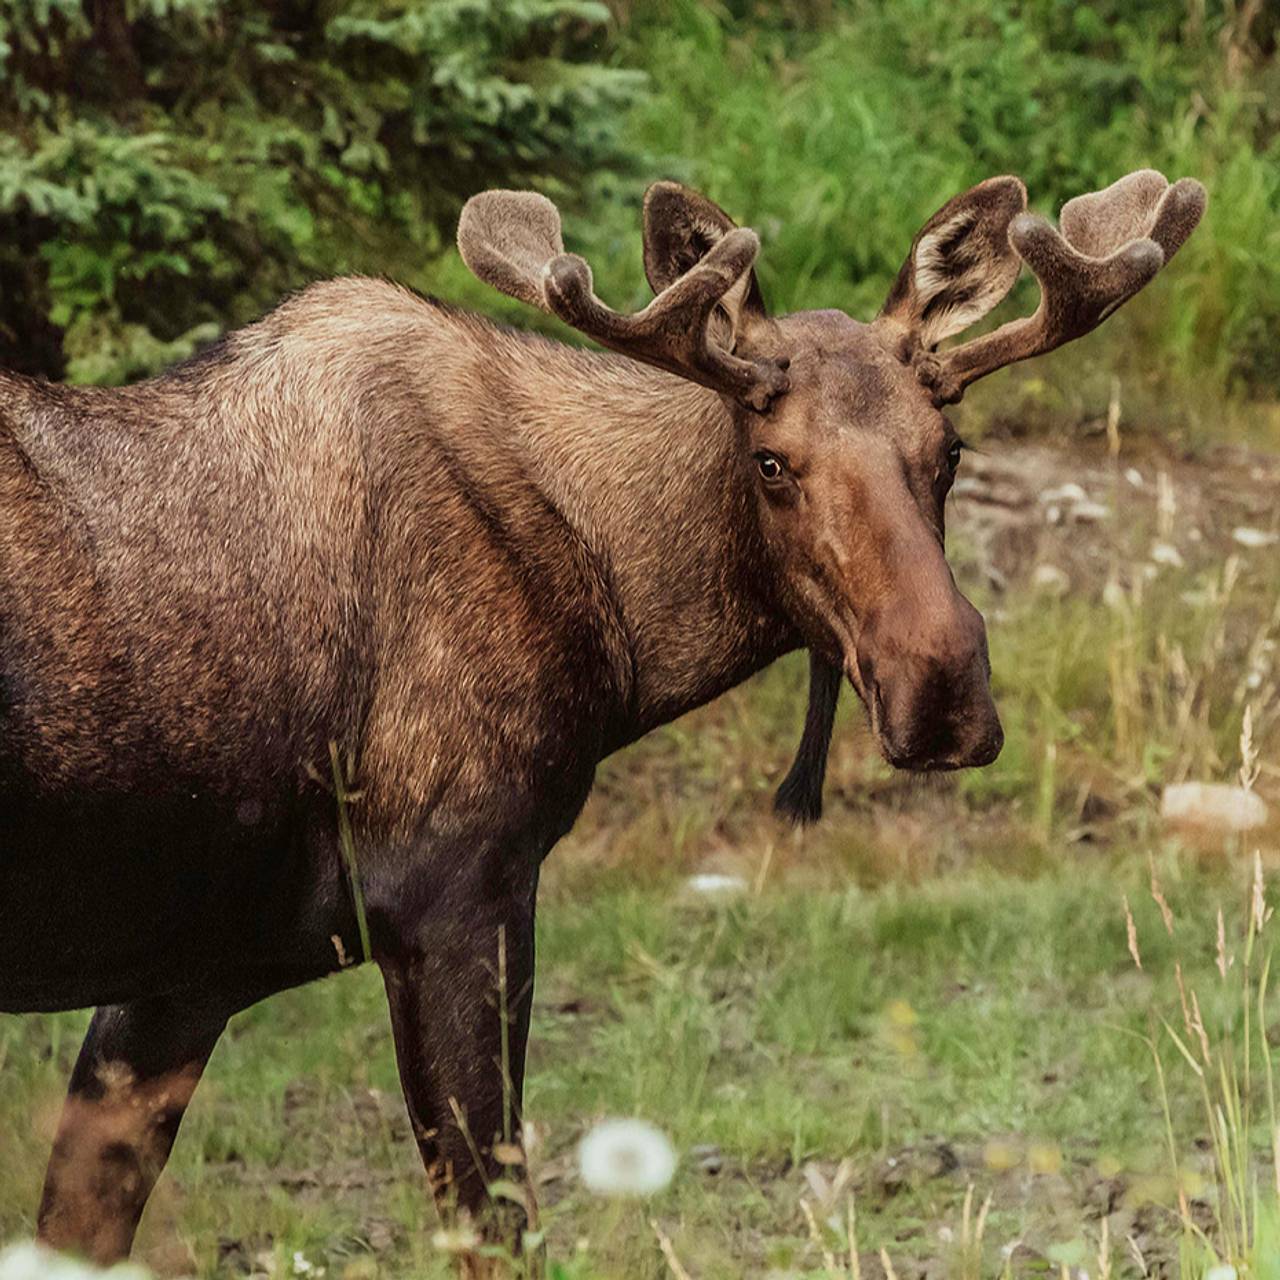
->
[855, 594, 1003, 772]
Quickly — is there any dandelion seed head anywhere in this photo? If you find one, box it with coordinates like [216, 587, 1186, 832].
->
[1149, 541, 1184, 569]
[1232, 527, 1278, 549]
[0, 1243, 152, 1280]
[577, 1118, 676, 1196]
[685, 873, 748, 898]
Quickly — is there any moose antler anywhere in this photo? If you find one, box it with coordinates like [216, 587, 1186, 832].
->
[915, 170, 1207, 405]
[458, 190, 791, 411]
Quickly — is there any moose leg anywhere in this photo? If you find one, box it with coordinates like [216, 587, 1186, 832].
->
[378, 886, 538, 1267]
[37, 995, 232, 1264]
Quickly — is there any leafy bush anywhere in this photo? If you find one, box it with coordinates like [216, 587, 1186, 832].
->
[0, 0, 642, 382]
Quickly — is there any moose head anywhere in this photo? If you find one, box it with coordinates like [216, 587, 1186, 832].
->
[460, 170, 1206, 813]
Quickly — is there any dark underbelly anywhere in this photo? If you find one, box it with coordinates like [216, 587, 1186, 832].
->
[0, 786, 352, 1012]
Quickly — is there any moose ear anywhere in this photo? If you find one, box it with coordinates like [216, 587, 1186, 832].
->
[879, 176, 1028, 351]
[642, 182, 769, 344]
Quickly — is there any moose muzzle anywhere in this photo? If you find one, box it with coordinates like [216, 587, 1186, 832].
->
[854, 590, 1003, 772]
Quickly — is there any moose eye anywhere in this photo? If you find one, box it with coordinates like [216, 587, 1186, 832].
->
[946, 439, 964, 472]
[755, 451, 786, 483]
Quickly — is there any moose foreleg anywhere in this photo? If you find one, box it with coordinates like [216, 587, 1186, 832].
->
[378, 886, 538, 1274]
[37, 994, 232, 1264]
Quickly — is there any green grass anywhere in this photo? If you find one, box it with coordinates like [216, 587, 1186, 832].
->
[3, 851, 1276, 1277]
[2, 438, 1277, 1276]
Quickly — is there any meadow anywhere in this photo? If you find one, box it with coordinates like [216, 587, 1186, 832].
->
[3, 431, 1277, 1278]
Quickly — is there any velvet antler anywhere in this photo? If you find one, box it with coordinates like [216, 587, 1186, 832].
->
[913, 170, 1206, 405]
[458, 190, 790, 411]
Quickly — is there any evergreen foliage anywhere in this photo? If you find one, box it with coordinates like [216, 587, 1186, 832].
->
[0, 0, 641, 381]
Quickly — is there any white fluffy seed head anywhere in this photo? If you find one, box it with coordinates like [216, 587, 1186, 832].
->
[0, 1243, 152, 1280]
[577, 1118, 677, 1196]
[685, 873, 748, 898]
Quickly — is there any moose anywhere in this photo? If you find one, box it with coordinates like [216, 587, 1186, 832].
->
[1, 168, 1203, 1267]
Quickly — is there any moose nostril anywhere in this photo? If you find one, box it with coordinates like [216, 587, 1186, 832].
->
[776, 356, 791, 371]
[973, 721, 1004, 766]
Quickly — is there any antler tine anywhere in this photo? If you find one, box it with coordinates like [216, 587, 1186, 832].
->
[918, 171, 1207, 405]
[457, 189, 790, 411]
[543, 230, 790, 411]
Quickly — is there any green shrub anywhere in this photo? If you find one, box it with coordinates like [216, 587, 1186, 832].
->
[1, 0, 1276, 425]
[570, 0, 1279, 427]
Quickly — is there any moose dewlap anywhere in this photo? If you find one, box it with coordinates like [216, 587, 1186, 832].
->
[0, 168, 1203, 1269]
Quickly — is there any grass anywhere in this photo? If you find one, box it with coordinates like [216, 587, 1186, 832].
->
[1, 436, 1277, 1276]
[2, 850, 1276, 1277]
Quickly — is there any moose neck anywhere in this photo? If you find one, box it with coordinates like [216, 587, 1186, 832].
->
[506, 340, 798, 744]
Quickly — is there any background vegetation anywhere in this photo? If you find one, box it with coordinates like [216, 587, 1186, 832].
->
[1, 0, 1276, 438]
[0, 0, 641, 382]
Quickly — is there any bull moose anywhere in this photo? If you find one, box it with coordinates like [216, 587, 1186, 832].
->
[1, 169, 1203, 1267]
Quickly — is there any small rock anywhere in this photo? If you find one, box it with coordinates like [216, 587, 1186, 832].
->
[1125, 467, 1144, 488]
[1070, 500, 1110, 522]
[1233, 527, 1279, 549]
[874, 1142, 958, 1196]
[690, 1143, 724, 1174]
[363, 1219, 398, 1253]
[1031, 565, 1070, 597]
[1161, 783, 1268, 834]
[684, 872, 748, 898]
[1150, 542, 1185, 569]
[1039, 482, 1088, 505]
